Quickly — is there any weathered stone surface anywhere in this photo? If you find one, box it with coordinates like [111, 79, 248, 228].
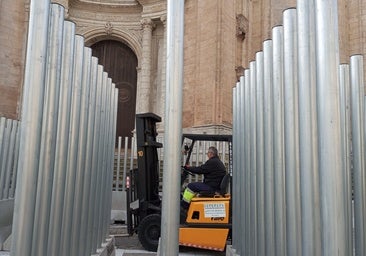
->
[1, 0, 365, 126]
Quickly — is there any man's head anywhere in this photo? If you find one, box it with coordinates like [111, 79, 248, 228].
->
[207, 146, 218, 158]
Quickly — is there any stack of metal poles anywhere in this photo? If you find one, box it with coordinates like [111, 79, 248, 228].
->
[231, 0, 365, 255]
[0, 118, 20, 200]
[10, 2, 118, 256]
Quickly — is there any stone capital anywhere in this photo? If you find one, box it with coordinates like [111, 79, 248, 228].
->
[160, 15, 167, 25]
[141, 18, 155, 30]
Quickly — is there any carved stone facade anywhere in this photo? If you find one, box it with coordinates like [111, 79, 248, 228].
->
[1, 0, 365, 135]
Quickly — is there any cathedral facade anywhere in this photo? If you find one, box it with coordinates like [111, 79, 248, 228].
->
[1, 0, 365, 139]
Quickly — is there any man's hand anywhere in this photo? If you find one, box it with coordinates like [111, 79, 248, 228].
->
[182, 165, 194, 176]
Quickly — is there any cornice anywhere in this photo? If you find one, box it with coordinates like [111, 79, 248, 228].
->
[137, 0, 163, 5]
[70, 0, 139, 7]
[69, 2, 142, 21]
[69, 0, 142, 11]
[81, 26, 142, 59]
[133, 0, 167, 20]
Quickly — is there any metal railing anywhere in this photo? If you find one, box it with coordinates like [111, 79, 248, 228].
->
[113, 135, 231, 192]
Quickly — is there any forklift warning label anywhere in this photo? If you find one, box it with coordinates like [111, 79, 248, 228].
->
[204, 203, 226, 218]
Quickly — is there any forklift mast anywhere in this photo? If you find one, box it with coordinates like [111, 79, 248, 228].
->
[134, 113, 163, 219]
[127, 114, 233, 252]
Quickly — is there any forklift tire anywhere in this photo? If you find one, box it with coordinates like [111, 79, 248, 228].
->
[138, 214, 161, 252]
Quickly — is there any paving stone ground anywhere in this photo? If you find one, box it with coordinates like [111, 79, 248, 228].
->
[112, 224, 226, 256]
[0, 225, 226, 256]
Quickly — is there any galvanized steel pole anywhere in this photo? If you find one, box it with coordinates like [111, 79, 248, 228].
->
[95, 71, 109, 247]
[102, 78, 115, 241]
[272, 25, 287, 256]
[9, 121, 20, 199]
[244, 69, 252, 256]
[116, 137, 122, 190]
[100, 77, 112, 243]
[79, 56, 99, 256]
[31, 4, 64, 255]
[3, 121, 18, 199]
[234, 78, 241, 255]
[0, 118, 5, 152]
[10, 0, 50, 254]
[0, 118, 5, 178]
[255, 51, 265, 256]
[160, 0, 184, 254]
[239, 78, 245, 256]
[60, 35, 85, 256]
[70, 46, 92, 256]
[297, 1, 321, 255]
[249, 61, 257, 256]
[0, 119, 12, 199]
[232, 85, 239, 254]
[283, 9, 302, 256]
[350, 55, 365, 256]
[106, 86, 119, 237]
[89, 65, 104, 254]
[315, 0, 346, 254]
[263, 39, 275, 256]
[47, 20, 76, 256]
[339, 63, 353, 256]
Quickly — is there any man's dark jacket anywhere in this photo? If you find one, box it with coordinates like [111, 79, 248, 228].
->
[185, 156, 226, 191]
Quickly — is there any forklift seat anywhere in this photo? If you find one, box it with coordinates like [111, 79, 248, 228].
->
[197, 173, 230, 197]
[218, 173, 230, 195]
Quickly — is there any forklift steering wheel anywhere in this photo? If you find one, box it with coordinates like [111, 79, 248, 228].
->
[182, 167, 195, 176]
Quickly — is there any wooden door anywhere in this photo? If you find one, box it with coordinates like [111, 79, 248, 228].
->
[91, 40, 137, 147]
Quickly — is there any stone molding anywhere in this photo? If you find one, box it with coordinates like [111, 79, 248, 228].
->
[182, 124, 233, 135]
[69, 0, 139, 8]
[67, 0, 145, 59]
[82, 26, 142, 59]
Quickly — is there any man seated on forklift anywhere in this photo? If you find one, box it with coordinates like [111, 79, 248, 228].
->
[181, 146, 226, 211]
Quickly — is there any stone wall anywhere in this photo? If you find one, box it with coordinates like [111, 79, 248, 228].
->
[0, 0, 365, 127]
[183, 0, 238, 131]
[0, 0, 28, 119]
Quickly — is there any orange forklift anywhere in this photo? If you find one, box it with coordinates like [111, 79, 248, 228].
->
[126, 113, 232, 252]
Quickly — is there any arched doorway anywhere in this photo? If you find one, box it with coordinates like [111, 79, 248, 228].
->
[91, 40, 137, 146]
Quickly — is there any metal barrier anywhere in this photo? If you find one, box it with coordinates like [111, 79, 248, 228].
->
[8, 2, 118, 256]
[1, 0, 230, 249]
[231, 1, 364, 256]
[0, 118, 19, 200]
[0, 117, 20, 248]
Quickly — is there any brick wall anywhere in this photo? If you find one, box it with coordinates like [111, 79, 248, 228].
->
[183, 0, 237, 129]
[0, 0, 27, 120]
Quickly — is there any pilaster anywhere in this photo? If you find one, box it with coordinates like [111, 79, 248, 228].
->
[136, 18, 155, 113]
[157, 15, 167, 131]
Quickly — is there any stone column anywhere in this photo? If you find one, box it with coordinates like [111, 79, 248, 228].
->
[158, 15, 167, 131]
[136, 18, 154, 114]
